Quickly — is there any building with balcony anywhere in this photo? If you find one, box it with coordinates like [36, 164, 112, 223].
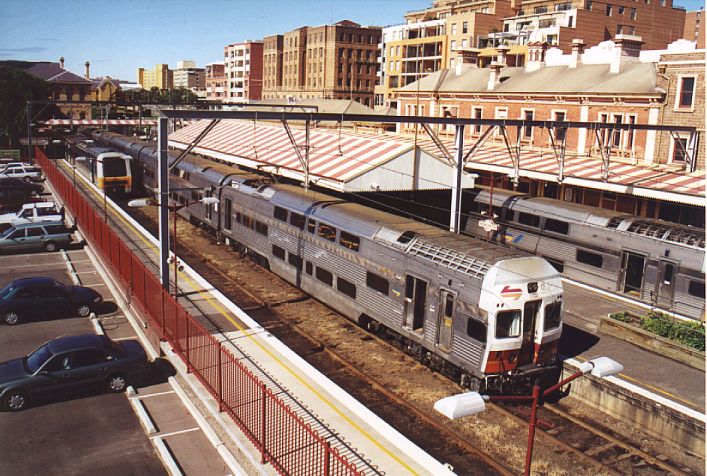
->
[261, 20, 381, 107]
[205, 62, 226, 101]
[172, 60, 205, 91]
[224, 41, 263, 103]
[137, 63, 172, 90]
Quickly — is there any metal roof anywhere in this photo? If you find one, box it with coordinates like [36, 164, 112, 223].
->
[169, 119, 476, 192]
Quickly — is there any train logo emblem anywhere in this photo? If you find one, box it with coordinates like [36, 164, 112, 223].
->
[500, 285, 523, 300]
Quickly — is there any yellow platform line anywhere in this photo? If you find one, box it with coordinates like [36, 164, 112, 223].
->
[60, 161, 420, 475]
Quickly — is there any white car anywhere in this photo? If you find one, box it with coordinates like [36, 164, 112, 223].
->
[0, 202, 63, 230]
[0, 162, 31, 171]
[0, 165, 43, 183]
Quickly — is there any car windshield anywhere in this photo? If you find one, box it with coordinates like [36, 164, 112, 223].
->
[0, 227, 16, 238]
[0, 283, 15, 299]
[26, 343, 54, 373]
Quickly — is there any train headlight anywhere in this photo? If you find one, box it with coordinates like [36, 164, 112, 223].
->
[508, 353, 518, 363]
[528, 282, 538, 293]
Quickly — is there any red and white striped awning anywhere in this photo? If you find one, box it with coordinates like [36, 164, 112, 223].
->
[170, 120, 412, 185]
[43, 119, 157, 126]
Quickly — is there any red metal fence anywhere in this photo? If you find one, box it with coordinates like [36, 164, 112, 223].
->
[36, 147, 364, 476]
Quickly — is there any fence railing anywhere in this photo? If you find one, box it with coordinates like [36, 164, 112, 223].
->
[36, 147, 364, 476]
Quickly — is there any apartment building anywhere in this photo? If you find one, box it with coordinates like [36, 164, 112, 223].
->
[261, 20, 381, 106]
[684, 10, 705, 48]
[205, 62, 226, 101]
[394, 37, 704, 225]
[137, 64, 172, 90]
[172, 60, 205, 91]
[223, 41, 263, 103]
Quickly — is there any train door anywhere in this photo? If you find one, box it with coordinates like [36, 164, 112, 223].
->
[436, 290, 455, 352]
[620, 251, 646, 296]
[519, 300, 541, 366]
[404, 274, 427, 332]
[655, 260, 677, 309]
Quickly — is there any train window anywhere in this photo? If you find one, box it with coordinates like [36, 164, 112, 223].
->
[318, 223, 337, 242]
[339, 231, 360, 251]
[495, 310, 521, 338]
[366, 272, 389, 296]
[287, 253, 303, 270]
[305, 261, 313, 275]
[235, 212, 242, 224]
[576, 249, 603, 268]
[337, 277, 357, 299]
[242, 215, 254, 229]
[543, 257, 565, 273]
[466, 318, 487, 343]
[544, 302, 561, 330]
[544, 218, 569, 235]
[316, 267, 333, 286]
[307, 219, 316, 234]
[224, 199, 232, 230]
[274, 206, 288, 222]
[688, 281, 705, 299]
[272, 245, 285, 261]
[191, 191, 201, 201]
[290, 212, 306, 230]
[517, 212, 539, 228]
[663, 263, 674, 285]
[255, 221, 268, 236]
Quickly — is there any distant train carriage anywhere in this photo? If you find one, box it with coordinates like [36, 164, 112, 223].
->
[462, 188, 705, 320]
[64, 134, 133, 194]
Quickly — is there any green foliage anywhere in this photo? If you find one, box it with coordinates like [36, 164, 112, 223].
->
[0, 67, 51, 148]
[610, 310, 705, 351]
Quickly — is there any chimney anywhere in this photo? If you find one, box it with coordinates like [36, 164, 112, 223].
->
[569, 39, 585, 68]
[85, 61, 90, 79]
[59, 56, 65, 68]
[487, 62, 504, 90]
[525, 36, 548, 72]
[610, 34, 644, 73]
[455, 47, 480, 75]
[496, 44, 510, 67]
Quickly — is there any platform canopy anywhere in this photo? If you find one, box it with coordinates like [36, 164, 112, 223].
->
[169, 119, 477, 193]
[43, 119, 156, 126]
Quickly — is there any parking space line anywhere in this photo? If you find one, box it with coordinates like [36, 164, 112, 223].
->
[151, 427, 200, 440]
[1, 262, 67, 269]
[133, 390, 177, 399]
[112, 336, 138, 341]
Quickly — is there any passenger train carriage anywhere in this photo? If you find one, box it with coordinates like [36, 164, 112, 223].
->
[64, 135, 133, 194]
[461, 188, 705, 320]
[76, 129, 565, 393]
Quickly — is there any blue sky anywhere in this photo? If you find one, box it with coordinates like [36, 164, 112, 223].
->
[0, 0, 702, 81]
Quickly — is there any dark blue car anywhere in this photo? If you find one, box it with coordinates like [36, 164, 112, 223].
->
[0, 334, 148, 411]
[0, 277, 103, 325]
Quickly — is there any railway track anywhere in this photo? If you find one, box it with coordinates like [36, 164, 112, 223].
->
[120, 199, 699, 476]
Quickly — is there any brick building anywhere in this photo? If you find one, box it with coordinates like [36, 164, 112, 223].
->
[205, 62, 226, 101]
[224, 41, 263, 103]
[394, 37, 704, 225]
[683, 9, 705, 48]
[261, 20, 381, 106]
[172, 60, 205, 91]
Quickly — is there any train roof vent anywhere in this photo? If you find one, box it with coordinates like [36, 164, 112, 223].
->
[627, 220, 671, 239]
[663, 227, 705, 248]
[398, 231, 418, 244]
[373, 227, 409, 248]
[607, 217, 624, 229]
[407, 238, 490, 278]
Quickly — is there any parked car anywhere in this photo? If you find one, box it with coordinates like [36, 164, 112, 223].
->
[0, 334, 148, 411]
[0, 177, 44, 196]
[0, 162, 31, 171]
[0, 165, 43, 183]
[0, 221, 72, 253]
[0, 277, 102, 325]
[0, 202, 62, 232]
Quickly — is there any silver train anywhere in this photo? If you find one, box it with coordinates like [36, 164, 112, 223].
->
[461, 189, 705, 320]
[75, 129, 565, 393]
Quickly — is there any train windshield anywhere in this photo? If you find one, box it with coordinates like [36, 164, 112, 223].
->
[544, 302, 561, 331]
[103, 158, 127, 177]
[495, 310, 521, 338]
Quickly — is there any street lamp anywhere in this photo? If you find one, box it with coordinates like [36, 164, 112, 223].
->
[434, 357, 623, 476]
[128, 195, 218, 298]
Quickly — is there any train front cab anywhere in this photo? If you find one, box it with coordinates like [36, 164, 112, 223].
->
[479, 257, 563, 391]
[96, 152, 132, 194]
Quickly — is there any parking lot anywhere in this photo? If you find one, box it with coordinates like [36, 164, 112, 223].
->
[0, 247, 169, 475]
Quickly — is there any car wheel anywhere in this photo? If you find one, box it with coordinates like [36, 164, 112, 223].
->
[23, 177, 31, 183]
[2, 389, 28, 411]
[3, 311, 20, 325]
[106, 374, 127, 393]
[44, 241, 56, 252]
[76, 304, 91, 317]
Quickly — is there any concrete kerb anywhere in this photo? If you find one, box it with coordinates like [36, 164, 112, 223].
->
[89, 312, 104, 335]
[153, 437, 184, 476]
[59, 249, 81, 285]
[129, 395, 158, 435]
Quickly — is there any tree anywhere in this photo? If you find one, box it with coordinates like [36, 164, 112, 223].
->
[0, 67, 51, 148]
